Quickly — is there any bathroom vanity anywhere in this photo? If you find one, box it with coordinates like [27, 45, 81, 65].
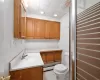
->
[9, 53, 44, 80]
[9, 49, 62, 80]
[10, 66, 43, 80]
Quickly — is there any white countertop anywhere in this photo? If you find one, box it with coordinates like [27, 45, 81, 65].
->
[10, 48, 62, 71]
[10, 53, 44, 71]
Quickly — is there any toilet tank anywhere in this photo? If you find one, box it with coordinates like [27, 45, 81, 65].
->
[63, 52, 69, 68]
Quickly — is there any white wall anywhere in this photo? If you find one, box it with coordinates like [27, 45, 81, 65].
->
[58, 13, 69, 64]
[0, 0, 4, 77]
[0, 0, 25, 76]
[58, 13, 69, 52]
[25, 40, 59, 50]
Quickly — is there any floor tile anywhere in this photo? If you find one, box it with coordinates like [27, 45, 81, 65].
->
[43, 70, 69, 80]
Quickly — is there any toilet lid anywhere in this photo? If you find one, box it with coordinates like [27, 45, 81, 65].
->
[54, 64, 68, 73]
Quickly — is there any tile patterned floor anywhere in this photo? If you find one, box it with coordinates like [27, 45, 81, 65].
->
[43, 70, 69, 80]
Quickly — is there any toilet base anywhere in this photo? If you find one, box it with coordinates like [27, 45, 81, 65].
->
[56, 75, 66, 80]
[54, 71, 69, 80]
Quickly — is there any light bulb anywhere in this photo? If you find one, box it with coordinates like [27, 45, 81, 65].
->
[54, 14, 58, 17]
[40, 11, 45, 14]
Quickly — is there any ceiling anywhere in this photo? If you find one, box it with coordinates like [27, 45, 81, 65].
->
[24, 0, 100, 20]
[25, 0, 70, 19]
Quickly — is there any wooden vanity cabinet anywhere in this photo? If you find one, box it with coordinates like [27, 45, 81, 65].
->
[14, 0, 26, 38]
[40, 50, 62, 64]
[14, 0, 60, 39]
[26, 18, 35, 39]
[52, 22, 60, 39]
[45, 21, 52, 39]
[40, 52, 46, 64]
[45, 21, 60, 39]
[54, 51, 62, 62]
[10, 67, 43, 80]
[10, 70, 22, 80]
[34, 19, 45, 39]
[25, 18, 60, 39]
[21, 17, 26, 38]
[49, 22, 60, 39]
[14, 0, 21, 38]
[25, 18, 46, 39]
[21, 67, 43, 80]
[14, 8, 60, 39]
[46, 52, 54, 63]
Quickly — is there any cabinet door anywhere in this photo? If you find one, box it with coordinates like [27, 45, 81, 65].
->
[26, 18, 34, 39]
[50, 22, 60, 39]
[21, 17, 26, 38]
[54, 51, 62, 62]
[10, 70, 21, 80]
[21, 67, 43, 80]
[40, 52, 46, 64]
[14, 0, 21, 38]
[45, 21, 51, 39]
[34, 19, 45, 39]
[45, 21, 60, 39]
[46, 52, 54, 63]
[53, 22, 60, 39]
[49, 21, 55, 39]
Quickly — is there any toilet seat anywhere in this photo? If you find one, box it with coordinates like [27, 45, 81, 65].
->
[54, 64, 68, 73]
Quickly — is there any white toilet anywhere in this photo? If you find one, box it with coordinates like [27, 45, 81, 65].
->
[54, 52, 69, 80]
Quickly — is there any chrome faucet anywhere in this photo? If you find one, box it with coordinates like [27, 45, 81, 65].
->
[21, 49, 28, 60]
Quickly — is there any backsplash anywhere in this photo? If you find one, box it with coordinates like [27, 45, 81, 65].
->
[25, 40, 59, 50]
